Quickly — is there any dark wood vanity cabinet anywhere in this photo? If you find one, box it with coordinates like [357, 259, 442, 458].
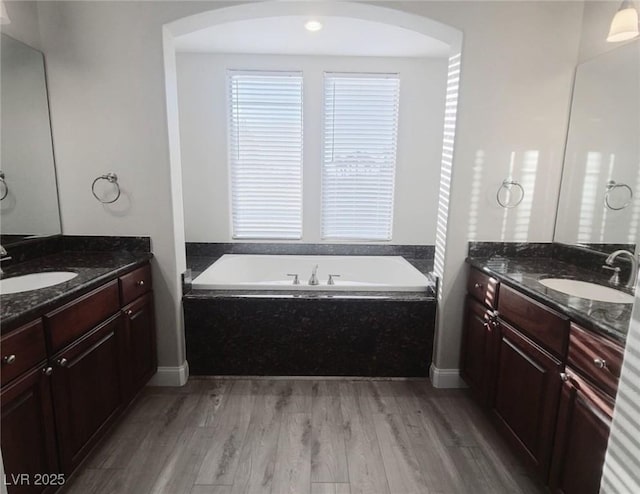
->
[549, 370, 614, 494]
[50, 314, 126, 473]
[122, 291, 156, 400]
[460, 269, 500, 406]
[460, 296, 498, 405]
[1, 366, 58, 494]
[548, 323, 622, 494]
[0, 261, 156, 492]
[462, 267, 621, 490]
[493, 320, 563, 476]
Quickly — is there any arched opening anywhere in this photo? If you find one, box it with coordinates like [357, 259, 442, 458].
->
[161, 1, 463, 382]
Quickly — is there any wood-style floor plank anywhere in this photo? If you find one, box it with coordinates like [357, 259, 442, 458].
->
[311, 381, 349, 483]
[196, 380, 255, 485]
[271, 412, 312, 494]
[311, 483, 352, 494]
[60, 378, 547, 494]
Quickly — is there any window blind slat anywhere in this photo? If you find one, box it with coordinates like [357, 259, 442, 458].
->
[229, 72, 303, 239]
[322, 73, 400, 241]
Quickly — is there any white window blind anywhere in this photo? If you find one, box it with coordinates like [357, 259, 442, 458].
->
[322, 73, 400, 241]
[228, 71, 303, 239]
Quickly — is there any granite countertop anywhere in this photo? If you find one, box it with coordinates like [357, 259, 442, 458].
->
[467, 255, 633, 343]
[184, 255, 437, 301]
[1, 251, 153, 333]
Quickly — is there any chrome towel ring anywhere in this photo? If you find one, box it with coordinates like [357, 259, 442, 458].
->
[497, 179, 524, 209]
[91, 173, 121, 204]
[604, 180, 633, 211]
[0, 171, 7, 201]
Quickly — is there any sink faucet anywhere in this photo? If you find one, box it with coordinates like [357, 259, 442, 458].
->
[603, 250, 638, 289]
[309, 264, 319, 286]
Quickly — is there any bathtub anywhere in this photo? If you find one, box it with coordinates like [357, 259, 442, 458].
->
[191, 254, 431, 292]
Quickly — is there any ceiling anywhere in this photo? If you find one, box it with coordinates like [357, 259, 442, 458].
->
[174, 16, 450, 58]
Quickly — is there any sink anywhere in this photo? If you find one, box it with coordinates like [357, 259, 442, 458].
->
[538, 278, 634, 304]
[0, 272, 78, 295]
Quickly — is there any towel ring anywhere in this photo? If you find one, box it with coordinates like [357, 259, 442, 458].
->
[91, 173, 121, 204]
[604, 180, 633, 211]
[497, 179, 524, 209]
[0, 171, 7, 201]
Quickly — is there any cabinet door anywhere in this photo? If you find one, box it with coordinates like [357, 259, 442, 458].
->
[122, 292, 156, 400]
[549, 370, 613, 494]
[51, 313, 125, 474]
[1, 365, 58, 494]
[493, 320, 562, 478]
[460, 296, 498, 406]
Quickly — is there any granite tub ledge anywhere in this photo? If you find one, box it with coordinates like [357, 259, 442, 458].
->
[466, 256, 633, 343]
[1, 250, 153, 334]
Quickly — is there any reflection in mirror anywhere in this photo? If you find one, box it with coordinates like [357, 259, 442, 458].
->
[554, 40, 639, 254]
[0, 34, 61, 246]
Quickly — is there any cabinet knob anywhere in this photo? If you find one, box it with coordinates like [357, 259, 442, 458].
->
[593, 358, 607, 369]
[57, 358, 69, 367]
[560, 372, 569, 382]
[2, 354, 16, 365]
[136, 280, 145, 287]
[126, 309, 134, 316]
[42, 367, 53, 376]
[474, 283, 483, 289]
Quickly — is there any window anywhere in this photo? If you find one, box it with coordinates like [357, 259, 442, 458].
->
[322, 73, 400, 241]
[228, 71, 303, 239]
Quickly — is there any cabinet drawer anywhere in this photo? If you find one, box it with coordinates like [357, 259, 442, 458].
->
[568, 324, 623, 398]
[119, 264, 151, 306]
[498, 284, 569, 357]
[467, 268, 499, 308]
[44, 280, 119, 353]
[1, 319, 47, 387]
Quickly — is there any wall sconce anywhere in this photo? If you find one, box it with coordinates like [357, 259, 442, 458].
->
[0, 1, 11, 25]
[607, 0, 640, 42]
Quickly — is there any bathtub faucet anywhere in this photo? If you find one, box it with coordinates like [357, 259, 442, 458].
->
[309, 264, 319, 286]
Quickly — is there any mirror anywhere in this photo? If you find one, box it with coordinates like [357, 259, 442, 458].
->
[0, 34, 61, 246]
[554, 40, 639, 253]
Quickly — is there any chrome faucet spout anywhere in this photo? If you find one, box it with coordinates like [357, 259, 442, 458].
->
[309, 264, 319, 286]
[604, 249, 638, 289]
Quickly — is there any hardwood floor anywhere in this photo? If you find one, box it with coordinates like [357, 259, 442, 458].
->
[61, 378, 546, 494]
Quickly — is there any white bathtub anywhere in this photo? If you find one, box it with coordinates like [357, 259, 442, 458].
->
[192, 254, 431, 292]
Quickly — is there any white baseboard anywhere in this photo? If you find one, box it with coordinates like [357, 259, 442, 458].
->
[147, 361, 189, 387]
[429, 363, 466, 388]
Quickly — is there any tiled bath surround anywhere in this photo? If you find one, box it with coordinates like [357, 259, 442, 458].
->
[183, 242, 437, 376]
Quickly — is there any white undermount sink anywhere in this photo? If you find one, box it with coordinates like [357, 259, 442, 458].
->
[538, 278, 634, 304]
[0, 272, 78, 295]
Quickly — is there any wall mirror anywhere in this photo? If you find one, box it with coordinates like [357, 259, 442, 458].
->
[554, 40, 640, 254]
[0, 34, 62, 246]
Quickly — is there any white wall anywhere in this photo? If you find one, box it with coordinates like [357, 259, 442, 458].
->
[1, 1, 42, 50]
[177, 52, 447, 245]
[34, 1, 583, 377]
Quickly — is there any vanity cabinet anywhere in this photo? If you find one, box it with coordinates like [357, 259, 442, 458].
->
[548, 323, 622, 494]
[460, 269, 499, 406]
[462, 266, 620, 489]
[122, 291, 156, 400]
[50, 314, 126, 473]
[493, 320, 563, 476]
[1, 365, 58, 494]
[0, 261, 156, 492]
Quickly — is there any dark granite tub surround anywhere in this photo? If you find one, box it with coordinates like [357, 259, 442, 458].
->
[0, 250, 153, 333]
[184, 295, 435, 377]
[466, 254, 633, 342]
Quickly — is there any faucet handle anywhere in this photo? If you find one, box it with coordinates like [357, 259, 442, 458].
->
[602, 265, 621, 285]
[286, 273, 300, 285]
[327, 274, 341, 285]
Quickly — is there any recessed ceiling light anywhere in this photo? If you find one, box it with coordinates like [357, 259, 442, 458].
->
[305, 20, 323, 32]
